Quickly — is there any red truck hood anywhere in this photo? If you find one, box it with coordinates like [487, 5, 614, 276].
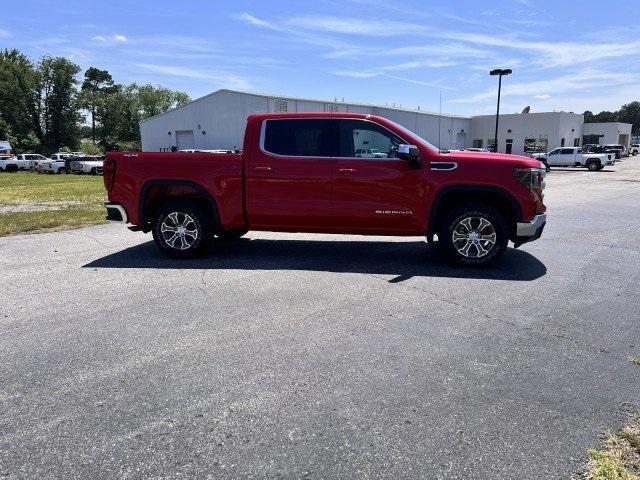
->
[438, 151, 543, 168]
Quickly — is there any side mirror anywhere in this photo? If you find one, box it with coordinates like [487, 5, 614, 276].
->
[397, 144, 422, 169]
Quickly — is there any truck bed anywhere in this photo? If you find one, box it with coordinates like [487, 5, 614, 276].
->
[105, 151, 245, 227]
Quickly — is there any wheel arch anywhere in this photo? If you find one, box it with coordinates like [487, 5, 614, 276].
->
[428, 185, 523, 240]
[139, 179, 222, 234]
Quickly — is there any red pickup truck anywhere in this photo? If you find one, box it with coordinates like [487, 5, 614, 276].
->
[104, 112, 547, 266]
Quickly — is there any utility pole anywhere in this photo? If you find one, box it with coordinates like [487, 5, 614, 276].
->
[438, 89, 442, 150]
[490, 68, 512, 153]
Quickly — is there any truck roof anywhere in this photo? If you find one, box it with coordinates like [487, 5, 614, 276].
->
[247, 112, 378, 121]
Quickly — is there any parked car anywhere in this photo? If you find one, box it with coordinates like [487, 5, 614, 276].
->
[8, 154, 48, 170]
[355, 148, 387, 158]
[39, 156, 67, 174]
[533, 147, 613, 171]
[601, 144, 626, 159]
[69, 156, 104, 175]
[0, 156, 21, 172]
[628, 144, 639, 156]
[104, 113, 547, 266]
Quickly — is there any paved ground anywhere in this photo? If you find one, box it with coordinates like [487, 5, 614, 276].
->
[1, 159, 639, 479]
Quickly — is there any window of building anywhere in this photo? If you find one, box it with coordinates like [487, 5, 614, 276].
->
[505, 139, 513, 154]
[583, 134, 603, 145]
[560, 138, 565, 147]
[472, 139, 483, 148]
[326, 104, 339, 112]
[338, 119, 405, 159]
[274, 99, 288, 112]
[574, 138, 580, 147]
[263, 119, 338, 157]
[487, 138, 496, 151]
[524, 138, 549, 153]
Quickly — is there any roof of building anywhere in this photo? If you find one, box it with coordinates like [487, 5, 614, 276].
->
[140, 88, 470, 124]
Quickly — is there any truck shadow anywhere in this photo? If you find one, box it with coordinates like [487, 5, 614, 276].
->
[84, 238, 546, 282]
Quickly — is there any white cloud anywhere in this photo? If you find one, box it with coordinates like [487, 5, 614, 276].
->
[449, 69, 638, 104]
[0, 28, 11, 38]
[333, 71, 453, 90]
[286, 15, 428, 36]
[235, 12, 281, 31]
[91, 34, 127, 44]
[534, 94, 551, 100]
[249, 12, 639, 68]
[134, 63, 250, 89]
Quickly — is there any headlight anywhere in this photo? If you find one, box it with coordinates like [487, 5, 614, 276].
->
[515, 167, 546, 200]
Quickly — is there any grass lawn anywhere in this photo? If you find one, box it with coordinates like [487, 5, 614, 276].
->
[0, 171, 108, 236]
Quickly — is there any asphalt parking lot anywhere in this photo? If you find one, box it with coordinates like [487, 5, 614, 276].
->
[1, 159, 639, 479]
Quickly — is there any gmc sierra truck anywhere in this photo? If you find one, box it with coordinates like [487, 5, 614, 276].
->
[104, 113, 547, 266]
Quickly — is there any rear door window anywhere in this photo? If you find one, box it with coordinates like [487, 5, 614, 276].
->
[263, 119, 338, 157]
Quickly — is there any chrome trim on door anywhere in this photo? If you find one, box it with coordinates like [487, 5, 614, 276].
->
[430, 162, 458, 171]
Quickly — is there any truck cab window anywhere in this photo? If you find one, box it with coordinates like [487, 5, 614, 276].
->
[339, 120, 405, 159]
[263, 119, 337, 157]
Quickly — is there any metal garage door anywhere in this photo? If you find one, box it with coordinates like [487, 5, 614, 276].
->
[176, 130, 195, 151]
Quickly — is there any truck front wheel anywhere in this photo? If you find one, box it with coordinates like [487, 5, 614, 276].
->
[438, 203, 508, 266]
[152, 201, 212, 259]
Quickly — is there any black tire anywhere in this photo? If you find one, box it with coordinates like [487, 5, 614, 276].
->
[587, 161, 599, 171]
[152, 200, 212, 259]
[542, 161, 550, 172]
[90, 168, 96, 175]
[596, 165, 605, 171]
[57, 167, 64, 174]
[438, 203, 508, 267]
[217, 229, 248, 240]
[6, 165, 18, 173]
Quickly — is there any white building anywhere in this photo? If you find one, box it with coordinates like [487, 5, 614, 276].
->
[140, 89, 632, 155]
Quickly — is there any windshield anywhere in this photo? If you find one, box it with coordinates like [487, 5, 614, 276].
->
[386, 120, 440, 152]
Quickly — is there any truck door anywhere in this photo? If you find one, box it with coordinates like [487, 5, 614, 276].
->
[330, 119, 428, 234]
[547, 148, 562, 166]
[246, 118, 337, 230]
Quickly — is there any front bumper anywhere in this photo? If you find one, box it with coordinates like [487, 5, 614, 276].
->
[105, 203, 128, 223]
[514, 214, 546, 247]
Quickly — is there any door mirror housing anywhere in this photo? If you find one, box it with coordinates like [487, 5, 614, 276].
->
[397, 144, 422, 169]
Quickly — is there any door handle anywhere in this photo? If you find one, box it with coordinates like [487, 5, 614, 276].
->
[254, 166, 273, 172]
[337, 168, 357, 174]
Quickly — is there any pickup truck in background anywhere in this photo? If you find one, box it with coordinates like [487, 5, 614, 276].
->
[104, 113, 547, 266]
[533, 147, 613, 171]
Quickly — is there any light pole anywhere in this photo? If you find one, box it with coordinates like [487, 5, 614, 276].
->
[490, 68, 512, 153]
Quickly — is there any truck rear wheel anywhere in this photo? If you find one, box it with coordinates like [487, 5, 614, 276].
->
[587, 161, 600, 171]
[438, 203, 508, 267]
[152, 200, 212, 259]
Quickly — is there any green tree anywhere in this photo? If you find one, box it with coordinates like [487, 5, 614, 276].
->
[37, 56, 82, 152]
[0, 49, 40, 152]
[134, 83, 190, 118]
[618, 101, 640, 135]
[79, 67, 114, 142]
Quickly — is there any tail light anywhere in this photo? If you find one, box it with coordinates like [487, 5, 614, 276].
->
[515, 167, 546, 200]
[103, 158, 116, 191]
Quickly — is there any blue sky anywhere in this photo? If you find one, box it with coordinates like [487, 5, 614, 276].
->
[3, 0, 639, 116]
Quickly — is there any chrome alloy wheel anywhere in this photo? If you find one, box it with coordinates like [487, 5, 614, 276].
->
[452, 216, 497, 259]
[160, 212, 199, 250]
